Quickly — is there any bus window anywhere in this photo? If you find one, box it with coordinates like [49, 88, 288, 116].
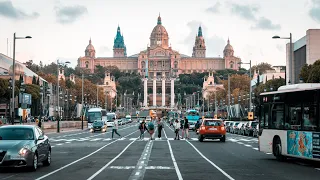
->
[302, 103, 317, 131]
[285, 105, 301, 130]
[270, 104, 284, 129]
[263, 104, 269, 128]
[88, 112, 102, 123]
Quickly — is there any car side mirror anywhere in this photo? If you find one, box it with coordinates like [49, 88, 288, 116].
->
[38, 135, 44, 140]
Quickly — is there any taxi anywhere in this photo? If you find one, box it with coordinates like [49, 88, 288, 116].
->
[198, 118, 226, 142]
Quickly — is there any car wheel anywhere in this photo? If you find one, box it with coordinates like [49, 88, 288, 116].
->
[43, 150, 51, 166]
[220, 136, 226, 142]
[198, 135, 204, 142]
[29, 153, 38, 171]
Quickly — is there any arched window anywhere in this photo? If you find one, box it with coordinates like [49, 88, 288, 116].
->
[85, 61, 89, 68]
[230, 61, 234, 69]
[141, 61, 145, 69]
[174, 61, 178, 69]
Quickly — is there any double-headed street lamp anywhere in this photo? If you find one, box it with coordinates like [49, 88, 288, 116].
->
[238, 60, 252, 112]
[57, 59, 70, 133]
[11, 33, 32, 124]
[273, 33, 292, 85]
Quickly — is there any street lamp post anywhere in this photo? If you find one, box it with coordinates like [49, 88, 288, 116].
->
[238, 60, 252, 112]
[11, 33, 31, 124]
[272, 33, 293, 85]
[81, 74, 84, 129]
[57, 59, 70, 133]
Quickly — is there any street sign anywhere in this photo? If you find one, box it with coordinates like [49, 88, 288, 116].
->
[248, 112, 254, 120]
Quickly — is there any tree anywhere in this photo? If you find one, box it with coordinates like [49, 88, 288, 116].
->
[251, 62, 273, 75]
[255, 78, 286, 96]
[299, 60, 320, 83]
[36, 77, 40, 85]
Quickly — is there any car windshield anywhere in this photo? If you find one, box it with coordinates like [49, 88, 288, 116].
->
[205, 120, 222, 126]
[0, 128, 34, 140]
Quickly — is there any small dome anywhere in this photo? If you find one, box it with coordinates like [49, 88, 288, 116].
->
[150, 14, 169, 48]
[86, 38, 95, 51]
[224, 39, 233, 51]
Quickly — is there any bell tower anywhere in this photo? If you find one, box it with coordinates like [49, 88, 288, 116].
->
[192, 26, 206, 58]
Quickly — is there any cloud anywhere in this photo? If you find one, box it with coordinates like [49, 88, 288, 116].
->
[54, 5, 88, 24]
[99, 46, 110, 53]
[182, 20, 226, 57]
[0, 1, 39, 20]
[309, 0, 320, 23]
[228, 3, 280, 30]
[251, 17, 281, 30]
[206, 2, 221, 13]
[230, 3, 259, 21]
[276, 44, 284, 52]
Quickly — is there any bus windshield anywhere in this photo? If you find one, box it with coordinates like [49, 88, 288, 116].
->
[107, 114, 115, 121]
[88, 112, 102, 123]
[187, 111, 199, 116]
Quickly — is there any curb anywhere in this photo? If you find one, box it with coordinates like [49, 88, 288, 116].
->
[44, 128, 89, 134]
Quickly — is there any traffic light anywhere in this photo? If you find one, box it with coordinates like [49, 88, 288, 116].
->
[214, 115, 217, 119]
[248, 112, 253, 120]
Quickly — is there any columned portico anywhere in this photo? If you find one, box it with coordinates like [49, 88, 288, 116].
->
[143, 78, 148, 107]
[162, 77, 166, 107]
[170, 78, 175, 108]
[153, 77, 157, 106]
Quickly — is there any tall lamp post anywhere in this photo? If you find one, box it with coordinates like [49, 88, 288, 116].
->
[272, 33, 292, 85]
[11, 33, 32, 124]
[57, 59, 70, 133]
[238, 60, 252, 112]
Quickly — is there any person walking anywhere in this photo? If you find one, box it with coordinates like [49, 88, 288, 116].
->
[180, 118, 185, 139]
[183, 117, 190, 139]
[139, 120, 148, 139]
[157, 118, 164, 139]
[147, 120, 155, 140]
[38, 117, 42, 128]
[111, 118, 121, 139]
[173, 119, 180, 140]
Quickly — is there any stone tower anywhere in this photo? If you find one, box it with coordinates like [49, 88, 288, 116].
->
[113, 26, 127, 57]
[192, 26, 206, 58]
[85, 38, 95, 58]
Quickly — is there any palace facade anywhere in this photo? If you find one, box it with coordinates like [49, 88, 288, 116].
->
[77, 15, 242, 107]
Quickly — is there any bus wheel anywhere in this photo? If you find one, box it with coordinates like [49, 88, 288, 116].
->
[273, 137, 286, 161]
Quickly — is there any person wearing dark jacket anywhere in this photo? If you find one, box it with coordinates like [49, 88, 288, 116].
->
[183, 117, 189, 139]
[139, 120, 148, 139]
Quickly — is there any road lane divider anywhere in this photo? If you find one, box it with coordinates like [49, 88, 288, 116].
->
[163, 128, 183, 180]
[165, 123, 234, 180]
[35, 130, 139, 180]
[86, 132, 144, 180]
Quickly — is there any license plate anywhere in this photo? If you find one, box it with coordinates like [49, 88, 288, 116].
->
[209, 128, 217, 130]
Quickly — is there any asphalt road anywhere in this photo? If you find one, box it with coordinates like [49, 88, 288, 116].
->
[0, 122, 319, 180]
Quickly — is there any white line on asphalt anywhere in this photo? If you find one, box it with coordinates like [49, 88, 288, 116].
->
[35, 130, 138, 180]
[51, 146, 55, 148]
[163, 129, 183, 180]
[145, 166, 173, 170]
[109, 166, 135, 169]
[315, 168, 320, 171]
[186, 140, 235, 180]
[87, 138, 138, 180]
[244, 144, 252, 147]
[1, 174, 17, 180]
[252, 148, 259, 151]
[56, 144, 63, 146]
[266, 153, 272, 155]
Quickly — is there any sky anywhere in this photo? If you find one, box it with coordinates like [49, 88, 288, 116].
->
[0, 0, 320, 69]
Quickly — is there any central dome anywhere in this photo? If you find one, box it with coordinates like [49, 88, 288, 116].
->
[150, 15, 169, 49]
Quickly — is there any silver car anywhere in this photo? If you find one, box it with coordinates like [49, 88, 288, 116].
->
[0, 125, 51, 171]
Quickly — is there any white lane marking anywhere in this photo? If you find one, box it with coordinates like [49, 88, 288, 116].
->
[109, 166, 135, 169]
[56, 144, 63, 146]
[244, 144, 252, 147]
[1, 174, 17, 179]
[135, 172, 140, 176]
[165, 123, 233, 180]
[266, 153, 272, 155]
[90, 138, 102, 141]
[129, 138, 137, 141]
[103, 138, 112, 141]
[87, 139, 138, 180]
[65, 142, 71, 144]
[163, 128, 183, 180]
[167, 138, 174, 141]
[252, 148, 259, 151]
[315, 168, 320, 171]
[35, 130, 138, 180]
[51, 146, 55, 148]
[145, 166, 173, 170]
[186, 140, 235, 180]
[191, 138, 198, 141]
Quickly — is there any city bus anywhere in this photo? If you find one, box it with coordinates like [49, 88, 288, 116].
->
[258, 83, 320, 162]
[87, 108, 107, 129]
[185, 109, 200, 130]
[105, 112, 117, 127]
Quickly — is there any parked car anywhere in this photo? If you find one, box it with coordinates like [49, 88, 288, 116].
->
[0, 125, 51, 171]
[198, 118, 226, 142]
[244, 121, 259, 136]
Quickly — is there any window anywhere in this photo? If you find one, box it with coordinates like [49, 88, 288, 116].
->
[284, 104, 302, 130]
[85, 61, 89, 68]
[270, 104, 284, 129]
[302, 103, 317, 131]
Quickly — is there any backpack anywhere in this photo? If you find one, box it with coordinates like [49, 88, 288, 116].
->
[148, 122, 154, 130]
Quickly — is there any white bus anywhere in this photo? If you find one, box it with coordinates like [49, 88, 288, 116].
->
[105, 112, 117, 127]
[87, 108, 107, 129]
[258, 83, 320, 162]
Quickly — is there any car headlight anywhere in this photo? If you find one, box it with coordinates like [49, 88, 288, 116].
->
[19, 145, 31, 155]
